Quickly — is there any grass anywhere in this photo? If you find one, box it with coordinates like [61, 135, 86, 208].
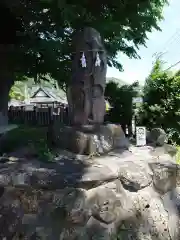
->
[0, 125, 54, 162]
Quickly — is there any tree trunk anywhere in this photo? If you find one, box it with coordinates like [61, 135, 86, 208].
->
[0, 77, 13, 126]
[0, 44, 15, 126]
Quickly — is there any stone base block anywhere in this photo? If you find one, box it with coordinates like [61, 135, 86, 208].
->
[48, 123, 129, 155]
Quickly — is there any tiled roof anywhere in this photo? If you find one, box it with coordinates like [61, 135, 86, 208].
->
[30, 86, 67, 104]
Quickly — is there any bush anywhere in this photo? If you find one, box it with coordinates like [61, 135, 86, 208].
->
[138, 60, 180, 144]
[105, 81, 141, 134]
[0, 125, 54, 162]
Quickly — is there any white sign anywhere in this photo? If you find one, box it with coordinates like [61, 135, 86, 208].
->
[136, 126, 146, 146]
[132, 97, 143, 104]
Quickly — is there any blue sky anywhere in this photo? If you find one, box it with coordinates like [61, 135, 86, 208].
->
[107, 0, 180, 84]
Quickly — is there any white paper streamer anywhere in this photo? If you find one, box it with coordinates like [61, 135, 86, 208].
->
[95, 52, 101, 67]
[80, 52, 86, 68]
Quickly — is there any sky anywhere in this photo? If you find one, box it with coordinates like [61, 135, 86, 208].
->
[107, 0, 180, 85]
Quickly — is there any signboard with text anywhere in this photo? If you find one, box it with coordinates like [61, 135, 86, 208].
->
[136, 126, 146, 146]
[132, 97, 143, 104]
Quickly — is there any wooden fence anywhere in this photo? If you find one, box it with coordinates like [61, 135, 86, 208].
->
[8, 106, 69, 126]
[8, 106, 132, 136]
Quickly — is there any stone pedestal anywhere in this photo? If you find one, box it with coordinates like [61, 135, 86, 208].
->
[48, 123, 129, 155]
[0, 145, 179, 240]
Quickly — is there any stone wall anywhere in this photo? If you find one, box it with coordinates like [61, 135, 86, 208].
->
[0, 145, 180, 239]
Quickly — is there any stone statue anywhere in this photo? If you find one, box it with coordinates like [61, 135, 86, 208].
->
[67, 27, 107, 125]
[49, 28, 128, 156]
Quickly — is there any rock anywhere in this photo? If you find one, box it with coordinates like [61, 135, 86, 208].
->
[106, 124, 129, 149]
[0, 189, 24, 239]
[49, 123, 129, 155]
[171, 187, 180, 213]
[49, 123, 90, 154]
[149, 161, 177, 193]
[122, 193, 173, 239]
[147, 128, 167, 146]
[86, 187, 120, 224]
[150, 144, 177, 158]
[118, 160, 152, 191]
[80, 164, 118, 187]
[164, 144, 177, 156]
[79, 216, 116, 240]
[0, 146, 179, 239]
[162, 191, 180, 239]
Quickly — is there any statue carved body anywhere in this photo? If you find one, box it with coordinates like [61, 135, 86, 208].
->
[67, 27, 107, 125]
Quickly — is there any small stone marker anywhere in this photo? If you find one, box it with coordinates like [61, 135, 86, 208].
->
[136, 126, 146, 146]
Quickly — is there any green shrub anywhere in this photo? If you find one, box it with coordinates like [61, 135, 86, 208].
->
[28, 138, 54, 162]
[137, 60, 180, 145]
[0, 125, 54, 162]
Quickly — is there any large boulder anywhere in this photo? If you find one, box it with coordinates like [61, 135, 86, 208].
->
[150, 144, 178, 159]
[147, 128, 167, 146]
[48, 123, 129, 155]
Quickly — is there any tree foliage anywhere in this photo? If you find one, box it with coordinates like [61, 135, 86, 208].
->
[9, 76, 64, 101]
[2, 0, 168, 86]
[9, 78, 35, 101]
[138, 60, 180, 144]
[105, 81, 140, 133]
